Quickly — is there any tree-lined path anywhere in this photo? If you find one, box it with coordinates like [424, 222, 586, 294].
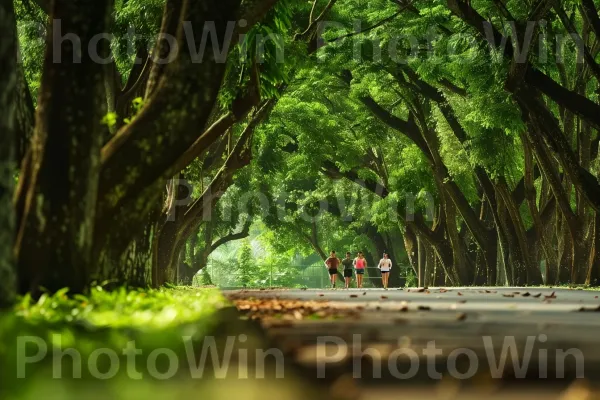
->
[3, 0, 600, 396]
[4, 0, 600, 302]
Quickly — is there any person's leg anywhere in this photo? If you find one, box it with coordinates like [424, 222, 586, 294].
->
[332, 273, 337, 288]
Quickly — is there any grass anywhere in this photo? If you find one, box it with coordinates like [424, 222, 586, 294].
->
[0, 287, 230, 400]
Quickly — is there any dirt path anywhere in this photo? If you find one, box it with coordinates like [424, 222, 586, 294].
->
[225, 287, 600, 399]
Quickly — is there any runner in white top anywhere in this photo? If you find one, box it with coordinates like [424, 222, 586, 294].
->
[378, 253, 392, 290]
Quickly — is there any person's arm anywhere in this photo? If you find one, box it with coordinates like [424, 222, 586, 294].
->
[389, 260, 392, 269]
[377, 259, 382, 269]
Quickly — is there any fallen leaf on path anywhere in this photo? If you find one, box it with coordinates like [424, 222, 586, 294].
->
[456, 313, 467, 321]
[503, 294, 515, 298]
[544, 291, 557, 300]
[318, 294, 324, 297]
[458, 300, 467, 304]
[418, 306, 431, 311]
[416, 288, 425, 292]
[522, 292, 531, 297]
[363, 292, 367, 296]
[533, 293, 542, 298]
[457, 292, 463, 296]
[380, 296, 388, 300]
[350, 294, 358, 298]
[399, 306, 408, 312]
[294, 310, 303, 320]
[512, 291, 521, 295]
[376, 306, 381, 310]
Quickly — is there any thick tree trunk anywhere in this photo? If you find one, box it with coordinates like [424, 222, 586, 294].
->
[97, 215, 158, 289]
[0, 0, 18, 306]
[15, 61, 35, 164]
[15, 0, 112, 295]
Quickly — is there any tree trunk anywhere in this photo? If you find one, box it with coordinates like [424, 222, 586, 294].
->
[587, 212, 600, 286]
[417, 237, 425, 287]
[15, 0, 112, 295]
[402, 226, 418, 276]
[496, 179, 543, 285]
[0, 0, 18, 306]
[97, 213, 158, 289]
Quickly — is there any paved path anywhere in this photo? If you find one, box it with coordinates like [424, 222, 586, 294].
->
[224, 287, 600, 399]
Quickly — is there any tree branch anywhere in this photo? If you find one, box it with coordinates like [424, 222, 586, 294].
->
[209, 219, 252, 253]
[581, 0, 600, 40]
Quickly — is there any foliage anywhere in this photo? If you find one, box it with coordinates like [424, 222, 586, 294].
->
[1, 288, 227, 398]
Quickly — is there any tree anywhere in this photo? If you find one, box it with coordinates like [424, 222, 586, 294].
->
[0, 0, 18, 306]
[237, 239, 254, 287]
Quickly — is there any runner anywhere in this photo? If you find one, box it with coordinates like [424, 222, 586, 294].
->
[354, 252, 367, 289]
[324, 251, 341, 288]
[341, 252, 354, 289]
[378, 252, 392, 289]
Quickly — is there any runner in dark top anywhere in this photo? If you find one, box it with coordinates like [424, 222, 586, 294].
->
[324, 251, 340, 289]
[341, 252, 354, 289]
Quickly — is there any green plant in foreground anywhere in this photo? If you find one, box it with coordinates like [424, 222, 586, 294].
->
[0, 287, 230, 399]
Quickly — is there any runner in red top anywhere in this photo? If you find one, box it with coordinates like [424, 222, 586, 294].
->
[353, 252, 367, 289]
[324, 251, 341, 289]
